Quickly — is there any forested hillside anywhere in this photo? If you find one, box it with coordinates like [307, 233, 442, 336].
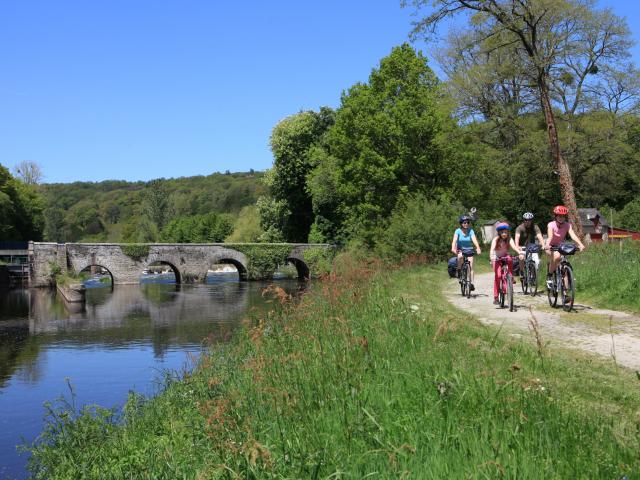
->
[40, 171, 265, 243]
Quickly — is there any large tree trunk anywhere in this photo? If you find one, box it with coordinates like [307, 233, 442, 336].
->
[537, 72, 584, 239]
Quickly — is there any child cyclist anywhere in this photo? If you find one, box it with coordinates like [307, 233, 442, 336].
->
[545, 205, 585, 289]
[451, 215, 482, 291]
[489, 222, 521, 305]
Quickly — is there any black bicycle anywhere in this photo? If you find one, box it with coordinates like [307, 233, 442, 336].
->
[496, 255, 515, 311]
[547, 242, 577, 312]
[520, 243, 541, 296]
[458, 247, 475, 299]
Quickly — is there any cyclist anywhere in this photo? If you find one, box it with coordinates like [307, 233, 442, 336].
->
[544, 205, 585, 289]
[515, 212, 544, 273]
[490, 222, 520, 305]
[451, 215, 482, 291]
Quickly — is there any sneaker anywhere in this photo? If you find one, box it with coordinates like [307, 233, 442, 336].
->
[493, 298, 499, 305]
[470, 283, 475, 292]
[546, 279, 554, 290]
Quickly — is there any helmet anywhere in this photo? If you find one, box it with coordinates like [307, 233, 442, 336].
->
[553, 205, 569, 216]
[523, 212, 534, 220]
[495, 222, 510, 232]
[459, 215, 472, 224]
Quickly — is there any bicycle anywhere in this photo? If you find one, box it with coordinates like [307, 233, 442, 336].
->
[547, 242, 577, 312]
[496, 255, 515, 311]
[520, 243, 541, 296]
[457, 247, 475, 299]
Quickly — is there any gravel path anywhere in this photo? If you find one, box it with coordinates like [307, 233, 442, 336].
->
[444, 272, 640, 371]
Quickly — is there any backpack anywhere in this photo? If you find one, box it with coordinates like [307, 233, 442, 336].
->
[447, 257, 458, 278]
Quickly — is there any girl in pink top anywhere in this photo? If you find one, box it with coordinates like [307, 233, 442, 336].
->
[544, 205, 585, 288]
[489, 222, 520, 305]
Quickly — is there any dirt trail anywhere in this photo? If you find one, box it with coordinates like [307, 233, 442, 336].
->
[445, 272, 640, 371]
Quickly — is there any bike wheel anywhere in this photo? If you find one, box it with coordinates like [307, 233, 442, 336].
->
[521, 265, 528, 295]
[459, 263, 466, 296]
[499, 270, 506, 308]
[465, 265, 472, 299]
[528, 262, 537, 297]
[561, 266, 575, 312]
[547, 271, 558, 307]
[507, 273, 514, 311]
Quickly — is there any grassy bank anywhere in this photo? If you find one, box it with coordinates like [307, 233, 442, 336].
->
[27, 256, 640, 479]
[573, 241, 640, 313]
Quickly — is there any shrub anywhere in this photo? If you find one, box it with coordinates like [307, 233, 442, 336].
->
[377, 194, 464, 261]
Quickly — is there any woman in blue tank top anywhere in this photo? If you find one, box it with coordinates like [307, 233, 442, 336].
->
[450, 215, 482, 291]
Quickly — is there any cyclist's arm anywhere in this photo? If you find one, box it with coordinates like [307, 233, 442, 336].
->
[451, 233, 459, 255]
[471, 231, 481, 254]
[514, 230, 521, 247]
[535, 225, 544, 246]
[489, 236, 498, 261]
[545, 224, 553, 250]
[567, 225, 586, 250]
[509, 238, 521, 254]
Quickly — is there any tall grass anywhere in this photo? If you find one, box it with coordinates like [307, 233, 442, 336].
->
[27, 255, 640, 479]
[573, 241, 640, 312]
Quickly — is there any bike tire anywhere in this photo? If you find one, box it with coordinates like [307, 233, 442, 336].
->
[528, 262, 537, 297]
[521, 265, 528, 295]
[465, 264, 472, 299]
[547, 271, 558, 307]
[561, 266, 575, 312]
[499, 268, 506, 308]
[459, 263, 466, 296]
[507, 273, 514, 311]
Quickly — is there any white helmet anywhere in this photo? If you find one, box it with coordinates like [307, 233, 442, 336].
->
[523, 212, 534, 220]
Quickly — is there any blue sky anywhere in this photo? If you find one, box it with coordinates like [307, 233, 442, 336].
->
[1, 1, 639, 184]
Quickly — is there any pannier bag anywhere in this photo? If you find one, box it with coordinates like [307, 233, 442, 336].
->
[526, 243, 541, 253]
[558, 243, 577, 255]
[447, 257, 458, 278]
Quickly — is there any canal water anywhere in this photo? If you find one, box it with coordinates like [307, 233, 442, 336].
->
[0, 273, 304, 479]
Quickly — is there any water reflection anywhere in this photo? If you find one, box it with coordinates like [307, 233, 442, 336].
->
[0, 276, 304, 479]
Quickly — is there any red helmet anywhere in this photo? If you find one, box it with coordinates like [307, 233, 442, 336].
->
[553, 205, 569, 215]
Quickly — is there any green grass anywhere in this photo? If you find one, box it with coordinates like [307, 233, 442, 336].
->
[572, 241, 640, 313]
[26, 256, 640, 479]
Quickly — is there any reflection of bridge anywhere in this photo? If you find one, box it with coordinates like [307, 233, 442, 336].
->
[29, 242, 333, 287]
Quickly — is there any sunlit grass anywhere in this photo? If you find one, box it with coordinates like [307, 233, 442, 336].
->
[27, 256, 640, 479]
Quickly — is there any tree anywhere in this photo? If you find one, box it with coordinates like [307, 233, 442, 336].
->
[225, 205, 264, 243]
[13, 161, 44, 185]
[143, 179, 170, 230]
[311, 44, 452, 246]
[0, 163, 44, 241]
[260, 107, 335, 242]
[405, 0, 635, 238]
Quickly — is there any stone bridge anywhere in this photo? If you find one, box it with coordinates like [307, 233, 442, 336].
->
[28, 242, 334, 287]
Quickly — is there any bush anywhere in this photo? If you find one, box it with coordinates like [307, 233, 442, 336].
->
[376, 194, 464, 261]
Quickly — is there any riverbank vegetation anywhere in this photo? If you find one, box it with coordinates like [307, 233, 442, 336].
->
[27, 256, 640, 478]
[573, 240, 640, 313]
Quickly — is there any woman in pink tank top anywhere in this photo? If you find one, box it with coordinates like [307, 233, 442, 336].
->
[544, 206, 585, 287]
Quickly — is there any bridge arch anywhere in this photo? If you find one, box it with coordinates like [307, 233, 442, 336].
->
[207, 257, 248, 281]
[143, 260, 182, 284]
[285, 257, 310, 280]
[75, 263, 115, 286]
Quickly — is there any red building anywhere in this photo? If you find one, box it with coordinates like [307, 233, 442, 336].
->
[609, 227, 640, 241]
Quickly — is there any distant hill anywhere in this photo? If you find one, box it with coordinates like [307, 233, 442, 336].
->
[41, 171, 265, 242]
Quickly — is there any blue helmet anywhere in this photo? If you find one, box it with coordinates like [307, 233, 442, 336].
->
[459, 215, 472, 224]
[495, 222, 510, 232]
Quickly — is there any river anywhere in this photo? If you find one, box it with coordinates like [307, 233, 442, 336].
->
[0, 273, 304, 479]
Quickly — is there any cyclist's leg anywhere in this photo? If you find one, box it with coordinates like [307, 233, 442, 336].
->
[518, 253, 525, 279]
[493, 259, 501, 303]
[468, 256, 475, 289]
[506, 256, 515, 283]
[456, 251, 463, 272]
[546, 250, 559, 287]
[532, 252, 540, 270]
